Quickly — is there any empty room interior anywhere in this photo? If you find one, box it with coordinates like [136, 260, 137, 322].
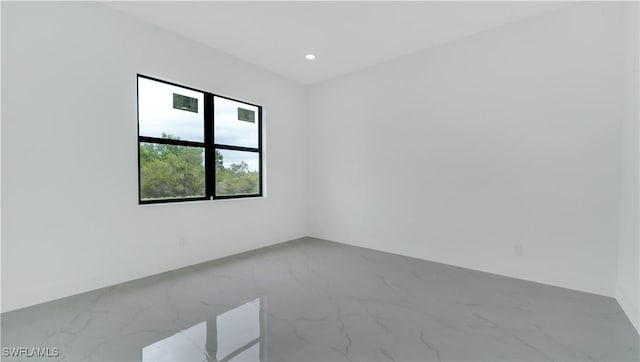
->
[1, 1, 639, 361]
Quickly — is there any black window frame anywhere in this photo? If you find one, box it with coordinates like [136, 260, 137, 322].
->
[137, 74, 263, 204]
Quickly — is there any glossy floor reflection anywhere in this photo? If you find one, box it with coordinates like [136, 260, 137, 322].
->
[141, 298, 262, 362]
[2, 237, 638, 362]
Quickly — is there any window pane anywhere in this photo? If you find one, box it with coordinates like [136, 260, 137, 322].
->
[138, 77, 204, 142]
[140, 142, 205, 200]
[215, 149, 260, 196]
[214, 96, 259, 148]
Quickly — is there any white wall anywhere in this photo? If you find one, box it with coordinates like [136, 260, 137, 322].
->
[308, 3, 628, 297]
[1, 2, 308, 312]
[2, 1, 637, 322]
[616, 2, 640, 332]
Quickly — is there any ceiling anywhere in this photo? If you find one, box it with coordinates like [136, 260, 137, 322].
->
[105, 1, 569, 85]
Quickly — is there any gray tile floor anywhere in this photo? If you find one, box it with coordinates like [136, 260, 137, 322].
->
[2, 237, 638, 362]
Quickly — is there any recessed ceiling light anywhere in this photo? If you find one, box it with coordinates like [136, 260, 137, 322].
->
[305, 54, 316, 60]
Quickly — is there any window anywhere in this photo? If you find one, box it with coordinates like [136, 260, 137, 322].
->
[137, 75, 262, 204]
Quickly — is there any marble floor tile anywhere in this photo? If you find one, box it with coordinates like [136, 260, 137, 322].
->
[2, 237, 638, 362]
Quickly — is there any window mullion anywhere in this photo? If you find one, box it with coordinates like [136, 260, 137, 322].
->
[213, 144, 260, 153]
[205, 93, 214, 199]
[138, 136, 204, 148]
[258, 106, 263, 197]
